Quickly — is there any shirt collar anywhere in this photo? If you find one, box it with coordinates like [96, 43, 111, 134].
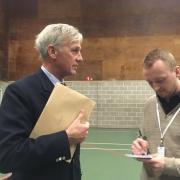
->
[157, 91, 180, 114]
[41, 66, 64, 85]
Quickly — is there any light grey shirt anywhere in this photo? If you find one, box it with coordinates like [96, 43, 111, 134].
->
[41, 65, 64, 85]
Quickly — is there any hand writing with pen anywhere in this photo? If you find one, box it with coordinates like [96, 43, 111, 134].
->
[131, 129, 150, 155]
[131, 137, 149, 155]
[131, 130, 165, 177]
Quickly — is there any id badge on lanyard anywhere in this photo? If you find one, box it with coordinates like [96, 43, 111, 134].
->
[157, 138, 165, 157]
[156, 102, 180, 157]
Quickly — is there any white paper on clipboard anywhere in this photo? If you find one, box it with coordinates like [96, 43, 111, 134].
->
[125, 154, 152, 159]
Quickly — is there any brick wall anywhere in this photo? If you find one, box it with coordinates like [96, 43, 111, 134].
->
[0, 80, 154, 128]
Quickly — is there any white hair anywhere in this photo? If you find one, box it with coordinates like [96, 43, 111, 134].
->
[35, 23, 83, 59]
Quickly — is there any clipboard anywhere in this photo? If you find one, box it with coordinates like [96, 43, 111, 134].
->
[125, 154, 152, 159]
[30, 82, 96, 161]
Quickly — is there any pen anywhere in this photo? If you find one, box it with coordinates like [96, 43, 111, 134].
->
[138, 129, 147, 140]
[138, 129, 150, 154]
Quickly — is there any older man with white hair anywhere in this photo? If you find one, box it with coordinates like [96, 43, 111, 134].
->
[0, 23, 89, 180]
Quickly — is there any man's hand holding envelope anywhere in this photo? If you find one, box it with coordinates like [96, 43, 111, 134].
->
[66, 110, 89, 144]
[30, 83, 96, 161]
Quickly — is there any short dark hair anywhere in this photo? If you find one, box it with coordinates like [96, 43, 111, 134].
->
[144, 48, 176, 69]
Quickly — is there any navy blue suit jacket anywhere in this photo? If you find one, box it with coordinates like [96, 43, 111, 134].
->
[0, 69, 81, 180]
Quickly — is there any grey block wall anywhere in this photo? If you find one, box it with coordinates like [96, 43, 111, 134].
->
[66, 81, 154, 128]
[0, 81, 9, 103]
[0, 80, 154, 128]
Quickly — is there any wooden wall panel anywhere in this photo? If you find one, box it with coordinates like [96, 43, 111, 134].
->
[0, 0, 8, 80]
[65, 60, 102, 81]
[81, 0, 180, 37]
[5, 0, 37, 18]
[1, 0, 180, 80]
[81, 0, 180, 16]
[38, 0, 81, 19]
[8, 39, 41, 79]
[7, 18, 42, 79]
[5, 0, 82, 80]
[84, 36, 180, 80]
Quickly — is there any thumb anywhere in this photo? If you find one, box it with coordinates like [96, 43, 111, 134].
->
[73, 110, 85, 124]
[85, 121, 89, 128]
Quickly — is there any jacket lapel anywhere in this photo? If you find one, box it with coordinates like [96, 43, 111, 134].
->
[36, 69, 55, 99]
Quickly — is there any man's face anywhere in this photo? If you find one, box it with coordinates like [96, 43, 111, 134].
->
[143, 59, 179, 99]
[53, 41, 83, 78]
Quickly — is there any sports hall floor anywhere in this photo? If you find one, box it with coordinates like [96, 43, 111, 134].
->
[81, 128, 141, 180]
[0, 128, 141, 180]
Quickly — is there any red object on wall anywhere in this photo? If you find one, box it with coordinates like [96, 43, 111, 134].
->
[85, 76, 93, 81]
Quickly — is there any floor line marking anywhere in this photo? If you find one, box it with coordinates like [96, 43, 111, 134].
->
[81, 147, 130, 151]
[83, 142, 131, 146]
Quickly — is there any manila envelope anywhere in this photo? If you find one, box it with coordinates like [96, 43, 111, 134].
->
[30, 82, 96, 161]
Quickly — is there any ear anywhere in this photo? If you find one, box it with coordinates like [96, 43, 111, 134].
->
[47, 45, 57, 59]
[175, 65, 180, 78]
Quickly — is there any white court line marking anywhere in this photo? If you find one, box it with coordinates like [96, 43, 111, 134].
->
[93, 130, 135, 133]
[81, 147, 130, 151]
[83, 142, 131, 146]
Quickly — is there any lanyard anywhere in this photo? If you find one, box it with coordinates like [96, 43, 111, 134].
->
[156, 102, 180, 141]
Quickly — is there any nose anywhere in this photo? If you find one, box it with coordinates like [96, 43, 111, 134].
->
[152, 83, 160, 92]
[77, 52, 83, 62]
